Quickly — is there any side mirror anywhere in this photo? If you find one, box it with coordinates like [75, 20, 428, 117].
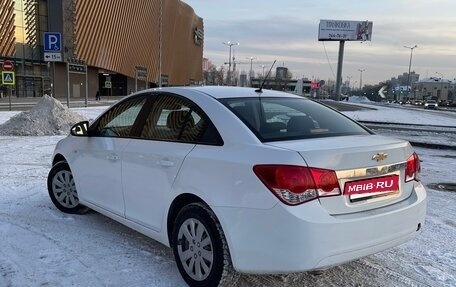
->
[70, 121, 89, 136]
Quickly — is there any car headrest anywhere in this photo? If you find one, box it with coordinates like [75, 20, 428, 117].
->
[287, 115, 314, 133]
[166, 110, 194, 131]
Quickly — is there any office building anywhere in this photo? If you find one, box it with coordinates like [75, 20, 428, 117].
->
[0, 0, 204, 99]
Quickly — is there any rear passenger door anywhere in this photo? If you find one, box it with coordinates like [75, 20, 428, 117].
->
[121, 93, 207, 231]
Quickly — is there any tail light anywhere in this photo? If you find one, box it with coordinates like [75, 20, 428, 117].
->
[405, 152, 421, 182]
[253, 165, 341, 205]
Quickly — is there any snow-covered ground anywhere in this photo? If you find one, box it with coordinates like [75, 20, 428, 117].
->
[343, 99, 456, 127]
[0, 101, 455, 287]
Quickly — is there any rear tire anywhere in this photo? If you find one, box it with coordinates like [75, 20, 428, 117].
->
[172, 203, 238, 287]
[47, 161, 89, 214]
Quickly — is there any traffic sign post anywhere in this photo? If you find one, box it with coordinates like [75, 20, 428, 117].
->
[135, 66, 148, 92]
[44, 32, 62, 99]
[1, 71, 15, 85]
[44, 32, 62, 52]
[1, 71, 15, 111]
[2, 60, 14, 71]
[67, 58, 89, 108]
[44, 52, 62, 62]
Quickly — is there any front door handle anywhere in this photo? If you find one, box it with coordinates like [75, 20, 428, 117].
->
[107, 154, 119, 161]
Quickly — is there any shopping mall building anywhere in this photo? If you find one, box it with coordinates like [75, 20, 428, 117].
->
[0, 0, 203, 99]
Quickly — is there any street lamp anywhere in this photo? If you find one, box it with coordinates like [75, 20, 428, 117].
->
[404, 44, 417, 98]
[246, 56, 256, 81]
[222, 41, 239, 85]
[436, 71, 444, 100]
[346, 75, 352, 94]
[259, 65, 265, 78]
[358, 69, 365, 91]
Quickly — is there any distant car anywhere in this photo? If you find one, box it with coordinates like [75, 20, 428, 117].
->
[47, 86, 427, 287]
[424, 100, 438, 109]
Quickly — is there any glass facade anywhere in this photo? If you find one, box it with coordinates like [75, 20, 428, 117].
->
[0, 0, 51, 97]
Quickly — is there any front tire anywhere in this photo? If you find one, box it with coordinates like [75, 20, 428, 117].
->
[172, 203, 237, 287]
[47, 161, 88, 214]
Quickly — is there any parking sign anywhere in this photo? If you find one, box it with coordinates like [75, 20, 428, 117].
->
[44, 32, 62, 52]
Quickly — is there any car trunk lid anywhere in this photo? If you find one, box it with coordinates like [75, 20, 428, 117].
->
[266, 135, 416, 215]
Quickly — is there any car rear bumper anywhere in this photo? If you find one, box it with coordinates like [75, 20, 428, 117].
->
[215, 182, 426, 274]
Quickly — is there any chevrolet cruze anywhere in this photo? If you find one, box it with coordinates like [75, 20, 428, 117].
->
[48, 86, 426, 287]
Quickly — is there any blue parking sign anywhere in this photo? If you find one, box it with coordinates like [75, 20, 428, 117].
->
[44, 32, 61, 52]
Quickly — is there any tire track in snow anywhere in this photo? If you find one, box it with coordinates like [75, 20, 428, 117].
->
[0, 212, 106, 286]
[355, 258, 432, 287]
[222, 257, 433, 287]
[0, 256, 14, 287]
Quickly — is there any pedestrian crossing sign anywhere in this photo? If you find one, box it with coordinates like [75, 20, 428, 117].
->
[1, 71, 15, 85]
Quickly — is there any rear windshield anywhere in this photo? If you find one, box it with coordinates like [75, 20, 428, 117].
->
[220, 97, 372, 142]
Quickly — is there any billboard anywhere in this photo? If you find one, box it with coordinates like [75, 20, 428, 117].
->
[318, 20, 373, 41]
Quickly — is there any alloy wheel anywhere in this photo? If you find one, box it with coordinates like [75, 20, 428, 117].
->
[51, 170, 79, 209]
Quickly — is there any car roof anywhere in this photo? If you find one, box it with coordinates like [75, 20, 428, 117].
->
[142, 86, 304, 100]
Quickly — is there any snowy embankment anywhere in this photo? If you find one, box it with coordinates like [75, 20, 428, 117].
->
[0, 98, 455, 287]
[343, 99, 455, 127]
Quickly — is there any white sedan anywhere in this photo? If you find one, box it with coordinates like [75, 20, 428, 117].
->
[48, 86, 426, 287]
[424, 100, 438, 109]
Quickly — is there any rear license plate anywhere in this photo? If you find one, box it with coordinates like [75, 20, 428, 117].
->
[344, 175, 399, 197]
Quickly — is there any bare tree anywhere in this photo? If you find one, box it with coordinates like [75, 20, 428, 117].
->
[214, 65, 225, 85]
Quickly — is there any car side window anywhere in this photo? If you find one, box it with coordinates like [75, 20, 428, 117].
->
[140, 94, 222, 145]
[91, 96, 147, 137]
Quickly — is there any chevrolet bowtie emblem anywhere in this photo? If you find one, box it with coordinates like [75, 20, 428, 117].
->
[372, 152, 388, 162]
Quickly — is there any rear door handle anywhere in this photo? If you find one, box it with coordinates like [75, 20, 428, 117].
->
[157, 159, 175, 167]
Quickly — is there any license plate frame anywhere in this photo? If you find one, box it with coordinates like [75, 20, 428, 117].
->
[344, 175, 399, 200]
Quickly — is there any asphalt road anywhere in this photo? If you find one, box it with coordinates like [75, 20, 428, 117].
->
[320, 100, 377, 111]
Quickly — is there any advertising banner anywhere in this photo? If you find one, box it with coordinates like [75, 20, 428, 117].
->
[319, 20, 373, 41]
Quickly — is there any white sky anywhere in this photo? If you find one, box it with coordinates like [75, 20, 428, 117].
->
[184, 0, 456, 85]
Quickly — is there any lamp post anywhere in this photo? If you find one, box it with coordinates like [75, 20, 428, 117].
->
[260, 65, 265, 78]
[222, 41, 239, 85]
[404, 45, 417, 99]
[436, 71, 444, 100]
[358, 69, 365, 91]
[246, 56, 256, 82]
[346, 75, 352, 94]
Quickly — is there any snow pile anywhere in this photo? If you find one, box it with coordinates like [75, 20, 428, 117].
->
[0, 95, 87, 136]
[348, 96, 372, 103]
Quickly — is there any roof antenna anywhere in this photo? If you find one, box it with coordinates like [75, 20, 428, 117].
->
[255, 60, 276, 93]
